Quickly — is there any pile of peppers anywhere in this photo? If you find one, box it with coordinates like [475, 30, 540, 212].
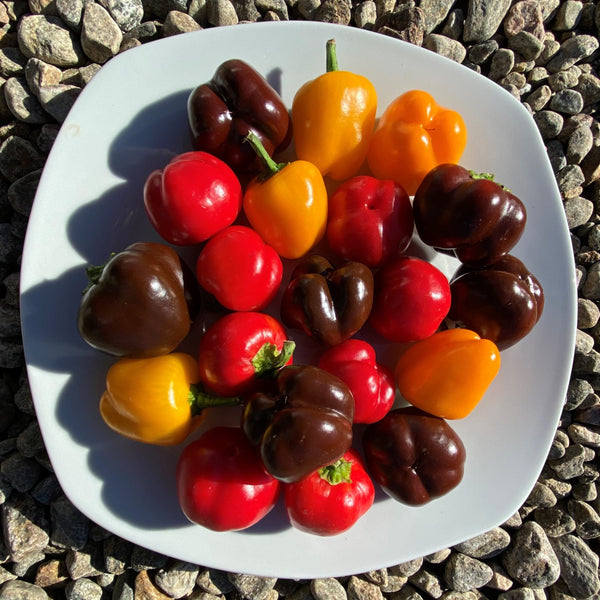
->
[77, 39, 544, 536]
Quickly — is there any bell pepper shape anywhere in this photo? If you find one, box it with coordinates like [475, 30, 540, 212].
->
[77, 242, 200, 358]
[318, 339, 395, 424]
[292, 39, 377, 182]
[242, 365, 354, 483]
[449, 255, 544, 350]
[395, 328, 501, 420]
[177, 427, 281, 531]
[281, 255, 374, 347]
[283, 450, 374, 536]
[143, 151, 242, 246]
[362, 407, 466, 506]
[100, 353, 241, 446]
[367, 90, 467, 196]
[413, 164, 527, 267]
[326, 175, 414, 268]
[195, 225, 283, 312]
[187, 59, 292, 175]
[243, 133, 328, 260]
[197, 311, 294, 397]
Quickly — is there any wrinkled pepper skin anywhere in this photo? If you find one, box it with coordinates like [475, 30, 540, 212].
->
[177, 427, 281, 531]
[100, 353, 240, 446]
[318, 339, 395, 424]
[362, 407, 466, 506]
[367, 90, 467, 196]
[413, 164, 527, 267]
[78, 242, 199, 358]
[187, 59, 292, 175]
[281, 255, 374, 347]
[369, 255, 450, 343]
[283, 450, 375, 536]
[292, 39, 377, 181]
[449, 255, 544, 350]
[395, 328, 501, 419]
[242, 365, 354, 483]
[197, 311, 294, 397]
[144, 151, 242, 246]
[243, 133, 328, 260]
[326, 175, 414, 268]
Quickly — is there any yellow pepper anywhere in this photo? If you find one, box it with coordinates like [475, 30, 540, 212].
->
[99, 353, 240, 446]
[291, 39, 377, 182]
[395, 329, 500, 420]
[243, 132, 328, 260]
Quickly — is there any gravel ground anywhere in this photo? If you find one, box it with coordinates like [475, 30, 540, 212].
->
[1, 0, 600, 599]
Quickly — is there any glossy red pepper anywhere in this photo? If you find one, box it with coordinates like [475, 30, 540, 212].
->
[195, 225, 282, 312]
[369, 255, 451, 343]
[197, 311, 294, 397]
[176, 426, 280, 531]
[187, 59, 292, 175]
[283, 450, 374, 536]
[143, 151, 242, 246]
[362, 407, 466, 506]
[413, 164, 527, 267]
[326, 176, 414, 268]
[318, 339, 395, 424]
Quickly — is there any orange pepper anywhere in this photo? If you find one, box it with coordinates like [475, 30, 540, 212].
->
[243, 132, 327, 260]
[367, 89, 467, 196]
[99, 353, 240, 446]
[292, 39, 377, 181]
[395, 328, 500, 420]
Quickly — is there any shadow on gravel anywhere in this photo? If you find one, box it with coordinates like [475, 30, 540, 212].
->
[21, 86, 290, 535]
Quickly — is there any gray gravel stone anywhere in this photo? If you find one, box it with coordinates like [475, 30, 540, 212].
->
[534, 109, 564, 139]
[408, 568, 443, 598]
[347, 576, 384, 600]
[0, 580, 49, 599]
[228, 574, 278, 600]
[454, 528, 511, 559]
[566, 124, 593, 163]
[207, 0, 239, 25]
[97, 0, 143, 31]
[55, 0, 92, 30]
[0, 47, 27, 77]
[163, 10, 202, 35]
[154, 561, 199, 598]
[579, 297, 600, 326]
[463, 0, 511, 42]
[489, 47, 515, 79]
[567, 499, 600, 539]
[444, 553, 493, 592]
[423, 33, 466, 62]
[546, 34, 600, 73]
[550, 534, 600, 597]
[37, 83, 79, 122]
[549, 89, 584, 115]
[64, 577, 103, 600]
[3, 76, 47, 123]
[548, 443, 588, 478]
[1, 453, 41, 492]
[534, 506, 577, 537]
[419, 0, 455, 34]
[0, 136, 44, 182]
[17, 15, 83, 67]
[551, 0, 583, 31]
[354, 1, 377, 28]
[311, 578, 348, 600]
[81, 3, 123, 63]
[2, 494, 49, 563]
[49, 495, 89, 550]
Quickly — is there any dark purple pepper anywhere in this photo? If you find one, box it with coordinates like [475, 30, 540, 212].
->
[362, 407, 466, 506]
[77, 242, 200, 358]
[280, 255, 374, 347]
[242, 365, 354, 483]
[413, 164, 527, 267]
[187, 59, 292, 175]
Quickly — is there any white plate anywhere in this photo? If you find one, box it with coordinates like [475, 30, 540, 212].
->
[20, 21, 576, 578]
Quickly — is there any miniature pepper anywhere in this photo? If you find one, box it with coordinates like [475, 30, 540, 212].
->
[367, 90, 467, 196]
[281, 255, 374, 347]
[292, 39, 377, 181]
[242, 365, 354, 483]
[187, 59, 292, 175]
[77, 242, 200, 358]
[99, 353, 241, 446]
[395, 328, 501, 420]
[243, 132, 328, 259]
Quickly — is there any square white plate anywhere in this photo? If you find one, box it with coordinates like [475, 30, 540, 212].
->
[20, 21, 576, 578]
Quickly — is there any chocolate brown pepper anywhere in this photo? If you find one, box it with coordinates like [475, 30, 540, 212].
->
[242, 365, 354, 483]
[280, 255, 374, 346]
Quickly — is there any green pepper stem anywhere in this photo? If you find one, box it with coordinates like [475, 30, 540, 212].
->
[468, 170, 495, 181]
[319, 457, 352, 485]
[82, 254, 115, 294]
[251, 340, 295, 378]
[244, 131, 287, 178]
[326, 38, 338, 72]
[188, 384, 241, 416]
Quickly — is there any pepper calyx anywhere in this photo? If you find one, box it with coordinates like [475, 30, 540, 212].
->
[319, 457, 352, 485]
[251, 340, 295, 378]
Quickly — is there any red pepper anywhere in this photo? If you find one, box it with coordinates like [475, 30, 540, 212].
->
[197, 311, 294, 397]
[195, 225, 282, 312]
[176, 427, 280, 531]
[318, 339, 395, 424]
[369, 255, 451, 343]
[326, 176, 414, 268]
[143, 151, 242, 246]
[283, 449, 374, 536]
